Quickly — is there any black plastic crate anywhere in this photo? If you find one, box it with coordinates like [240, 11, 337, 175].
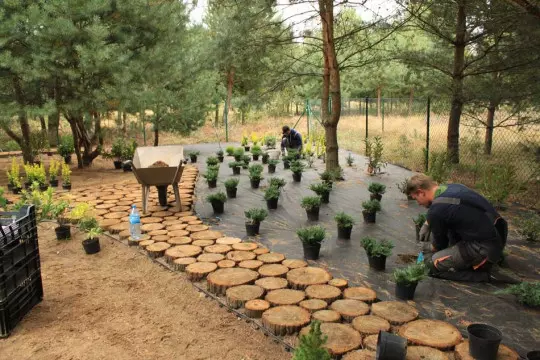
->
[0, 205, 38, 251]
[0, 270, 43, 338]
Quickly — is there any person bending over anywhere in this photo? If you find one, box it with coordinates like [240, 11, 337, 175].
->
[281, 125, 303, 156]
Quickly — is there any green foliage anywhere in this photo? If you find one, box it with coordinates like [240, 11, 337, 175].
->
[216, 149, 224, 156]
[188, 150, 200, 157]
[70, 203, 92, 222]
[228, 161, 243, 168]
[245, 208, 268, 224]
[79, 217, 99, 232]
[111, 139, 125, 159]
[284, 149, 299, 161]
[121, 141, 137, 161]
[85, 227, 103, 240]
[334, 212, 355, 228]
[264, 135, 277, 148]
[24, 163, 47, 186]
[292, 320, 331, 360]
[61, 163, 71, 184]
[515, 211, 540, 242]
[249, 164, 264, 180]
[426, 151, 451, 183]
[208, 164, 220, 173]
[290, 160, 305, 173]
[362, 199, 381, 214]
[364, 136, 386, 175]
[264, 186, 280, 200]
[225, 146, 235, 156]
[268, 159, 279, 166]
[301, 196, 321, 211]
[224, 178, 240, 189]
[203, 169, 219, 182]
[7, 158, 21, 187]
[477, 164, 519, 206]
[251, 145, 263, 156]
[319, 170, 334, 183]
[268, 177, 286, 188]
[0, 188, 7, 209]
[206, 192, 227, 203]
[242, 155, 251, 164]
[48, 159, 60, 181]
[368, 182, 386, 195]
[241, 135, 249, 146]
[206, 156, 219, 166]
[297, 226, 327, 245]
[393, 264, 428, 285]
[361, 237, 394, 257]
[4, 140, 20, 151]
[330, 167, 344, 181]
[397, 178, 409, 195]
[50, 200, 69, 225]
[497, 282, 540, 307]
[310, 183, 331, 197]
[58, 136, 74, 157]
[346, 153, 355, 166]
[15, 185, 55, 220]
[413, 213, 427, 227]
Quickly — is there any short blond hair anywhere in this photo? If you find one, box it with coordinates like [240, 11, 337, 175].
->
[406, 174, 438, 195]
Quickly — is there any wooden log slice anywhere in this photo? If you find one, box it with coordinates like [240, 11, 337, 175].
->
[257, 252, 286, 264]
[305, 323, 363, 356]
[265, 289, 306, 306]
[253, 247, 270, 255]
[343, 287, 377, 303]
[258, 264, 289, 278]
[206, 268, 260, 295]
[351, 315, 391, 335]
[232, 243, 259, 251]
[262, 305, 311, 336]
[188, 220, 203, 225]
[306, 284, 342, 304]
[151, 235, 170, 242]
[299, 299, 327, 312]
[313, 310, 342, 323]
[406, 346, 449, 360]
[254, 277, 288, 291]
[102, 199, 119, 204]
[179, 215, 199, 222]
[128, 234, 150, 246]
[109, 205, 131, 212]
[164, 245, 203, 263]
[162, 220, 180, 227]
[167, 223, 188, 231]
[454, 341, 519, 360]
[172, 257, 197, 271]
[192, 239, 215, 247]
[244, 299, 270, 318]
[94, 209, 109, 216]
[398, 319, 462, 349]
[186, 262, 217, 282]
[191, 230, 223, 240]
[197, 253, 225, 263]
[216, 237, 242, 245]
[371, 301, 419, 325]
[141, 223, 165, 233]
[100, 194, 123, 200]
[96, 203, 115, 209]
[226, 285, 265, 309]
[227, 250, 256, 262]
[148, 229, 168, 236]
[282, 259, 308, 269]
[104, 212, 127, 219]
[217, 259, 236, 268]
[141, 217, 163, 224]
[164, 216, 178, 221]
[238, 260, 264, 270]
[147, 205, 168, 212]
[168, 236, 192, 245]
[175, 211, 194, 217]
[204, 244, 232, 254]
[152, 211, 173, 217]
[330, 299, 370, 322]
[119, 229, 131, 240]
[146, 242, 171, 259]
[99, 218, 120, 230]
[343, 350, 376, 360]
[109, 222, 129, 234]
[138, 239, 155, 249]
[363, 334, 378, 351]
[287, 267, 333, 290]
[117, 200, 134, 206]
[328, 278, 348, 290]
[186, 224, 209, 233]
[168, 229, 190, 237]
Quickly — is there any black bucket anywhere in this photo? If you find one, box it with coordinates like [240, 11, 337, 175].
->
[83, 238, 101, 255]
[50, 179, 59, 187]
[64, 155, 72, 164]
[190, 155, 198, 163]
[292, 172, 302, 182]
[253, 155, 259, 161]
[62, 183, 72, 190]
[467, 324, 502, 360]
[113, 160, 122, 169]
[337, 226, 352, 240]
[363, 211, 376, 223]
[268, 164, 276, 173]
[55, 225, 71, 240]
[232, 167, 241, 175]
[245, 222, 260, 236]
[302, 243, 321, 260]
[306, 207, 320, 221]
[267, 198, 278, 210]
[395, 282, 418, 300]
[368, 255, 387, 271]
[527, 351, 540, 360]
[226, 187, 237, 199]
[244, 146, 250, 152]
[376, 331, 407, 360]
[157, 185, 168, 206]
[211, 201, 225, 214]
[370, 193, 383, 201]
[208, 179, 217, 188]
[250, 179, 260, 189]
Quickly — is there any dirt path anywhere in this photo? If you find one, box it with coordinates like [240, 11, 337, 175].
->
[0, 222, 290, 360]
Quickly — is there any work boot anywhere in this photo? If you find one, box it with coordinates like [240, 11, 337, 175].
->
[488, 268, 521, 284]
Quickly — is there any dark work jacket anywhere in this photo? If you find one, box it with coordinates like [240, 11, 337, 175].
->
[427, 184, 504, 263]
[281, 129, 303, 150]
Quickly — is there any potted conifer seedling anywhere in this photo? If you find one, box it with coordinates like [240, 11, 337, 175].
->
[224, 178, 239, 198]
[268, 159, 279, 174]
[268, 177, 286, 189]
[234, 147, 245, 161]
[334, 212, 355, 240]
[62, 163, 72, 190]
[251, 145, 263, 161]
[297, 225, 326, 260]
[216, 150, 224, 162]
[83, 227, 103, 255]
[320, 170, 334, 189]
[225, 146, 235, 157]
[188, 150, 200, 163]
[290, 160, 305, 182]
[361, 237, 394, 271]
[52, 200, 70, 240]
[301, 196, 321, 221]
[283, 150, 297, 169]
[206, 192, 227, 214]
[229, 161, 242, 175]
[121, 141, 137, 171]
[362, 199, 381, 223]
[58, 136, 75, 165]
[242, 155, 251, 169]
[203, 169, 219, 188]
[393, 263, 427, 300]
[368, 182, 386, 201]
[48, 159, 60, 187]
[397, 178, 413, 200]
[248, 164, 264, 188]
[262, 152, 269, 164]
[206, 156, 219, 167]
[111, 138, 125, 169]
[293, 320, 331, 360]
[241, 135, 250, 152]
[245, 208, 268, 236]
[264, 186, 281, 209]
[310, 183, 331, 203]
[413, 213, 427, 242]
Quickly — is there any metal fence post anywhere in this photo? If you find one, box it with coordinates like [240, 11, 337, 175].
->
[365, 97, 369, 140]
[425, 97, 431, 172]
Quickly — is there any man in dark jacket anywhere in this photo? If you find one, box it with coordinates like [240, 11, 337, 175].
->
[281, 126, 303, 155]
[406, 174, 511, 282]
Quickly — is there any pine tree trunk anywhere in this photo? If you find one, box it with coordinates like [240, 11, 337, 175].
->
[377, 86, 382, 118]
[154, 122, 159, 146]
[66, 113, 100, 168]
[122, 112, 127, 135]
[295, 102, 299, 115]
[39, 116, 47, 136]
[223, 67, 235, 128]
[214, 103, 219, 127]
[484, 104, 496, 155]
[48, 112, 60, 147]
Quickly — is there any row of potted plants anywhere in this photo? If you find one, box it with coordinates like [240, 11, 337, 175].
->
[102, 139, 137, 170]
[6, 158, 72, 193]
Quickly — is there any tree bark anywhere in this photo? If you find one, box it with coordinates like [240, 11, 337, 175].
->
[484, 105, 496, 155]
[223, 67, 235, 128]
[377, 86, 382, 118]
[295, 102, 299, 115]
[39, 116, 47, 134]
[214, 103, 219, 127]
[122, 111, 127, 135]
[154, 121, 159, 146]
[66, 113, 100, 168]
[48, 112, 60, 147]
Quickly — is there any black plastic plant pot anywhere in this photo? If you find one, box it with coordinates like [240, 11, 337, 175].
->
[267, 198, 278, 209]
[123, 163, 132, 172]
[211, 200, 225, 214]
[368, 255, 387, 271]
[157, 185, 168, 206]
[467, 324, 502, 360]
[39, 183, 48, 191]
[252, 155, 259, 161]
[370, 193, 383, 201]
[7, 183, 13, 191]
[83, 238, 101, 255]
[64, 155, 72, 164]
[320, 193, 330, 204]
[527, 351, 540, 360]
[24, 181, 32, 189]
[55, 225, 71, 240]
[283, 160, 290, 169]
[250, 179, 261, 189]
[376, 331, 407, 360]
[306, 207, 320, 221]
[113, 160, 123, 169]
[62, 183, 72, 190]
[218, 155, 224, 163]
[208, 179, 217, 188]
[50, 179, 59, 187]
[232, 167, 241, 175]
[268, 164, 276, 173]
[337, 226, 352, 240]
[244, 146, 250, 152]
[245, 222, 260, 236]
[395, 282, 418, 300]
[12, 187, 22, 195]
[226, 187, 237, 199]
[362, 210, 376, 223]
[302, 242, 321, 260]
[292, 172, 302, 182]
[262, 156, 269, 164]
[190, 155, 198, 163]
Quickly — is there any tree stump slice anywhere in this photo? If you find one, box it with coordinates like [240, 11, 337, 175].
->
[206, 268, 260, 295]
[258, 264, 289, 278]
[141, 223, 165, 233]
[172, 257, 197, 271]
[96, 203, 115, 209]
[148, 229, 168, 236]
[197, 253, 225, 263]
[328, 278, 348, 290]
[147, 205, 168, 212]
[192, 239, 215, 247]
[217, 259, 236, 268]
[257, 252, 286, 264]
[164, 245, 203, 263]
[351, 315, 391, 335]
[282, 259, 308, 269]
[191, 230, 223, 240]
[151, 235, 170, 242]
[305, 284, 342, 304]
[363, 334, 378, 351]
[188, 220, 203, 225]
[103, 212, 128, 220]
[262, 305, 311, 336]
[138, 239, 155, 249]
[164, 216, 178, 221]
[454, 341, 519, 360]
[140, 216, 163, 224]
[119, 229, 131, 240]
[343, 287, 377, 303]
[312, 310, 342, 323]
[179, 215, 198, 222]
[102, 199, 119, 204]
[398, 319, 462, 349]
[186, 262, 218, 282]
[265, 289, 306, 306]
[152, 211, 173, 217]
[109, 206, 131, 212]
[168, 236, 192, 245]
[162, 220, 180, 227]
[146, 242, 171, 259]
[108, 222, 129, 234]
[175, 211, 194, 217]
[216, 237, 242, 245]
[227, 250, 257, 262]
[330, 299, 370, 322]
[167, 223, 188, 231]
[299, 299, 327, 312]
[226, 285, 265, 309]
[253, 247, 270, 255]
[128, 234, 150, 246]
[168, 229, 190, 237]
[244, 299, 270, 318]
[186, 224, 209, 233]
[287, 267, 333, 290]
[371, 301, 419, 325]
[406, 346, 449, 360]
[94, 209, 109, 216]
[204, 244, 232, 254]
[99, 218, 120, 230]
[299, 322, 362, 356]
[343, 349, 376, 360]
[100, 194, 123, 200]
[239, 260, 264, 270]
[232, 243, 259, 251]
[255, 277, 288, 291]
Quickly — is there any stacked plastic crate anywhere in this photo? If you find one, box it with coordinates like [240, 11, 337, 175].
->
[0, 205, 43, 337]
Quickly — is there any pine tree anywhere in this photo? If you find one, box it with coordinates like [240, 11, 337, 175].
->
[292, 321, 331, 360]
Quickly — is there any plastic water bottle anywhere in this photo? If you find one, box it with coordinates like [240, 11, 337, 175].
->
[129, 205, 141, 240]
